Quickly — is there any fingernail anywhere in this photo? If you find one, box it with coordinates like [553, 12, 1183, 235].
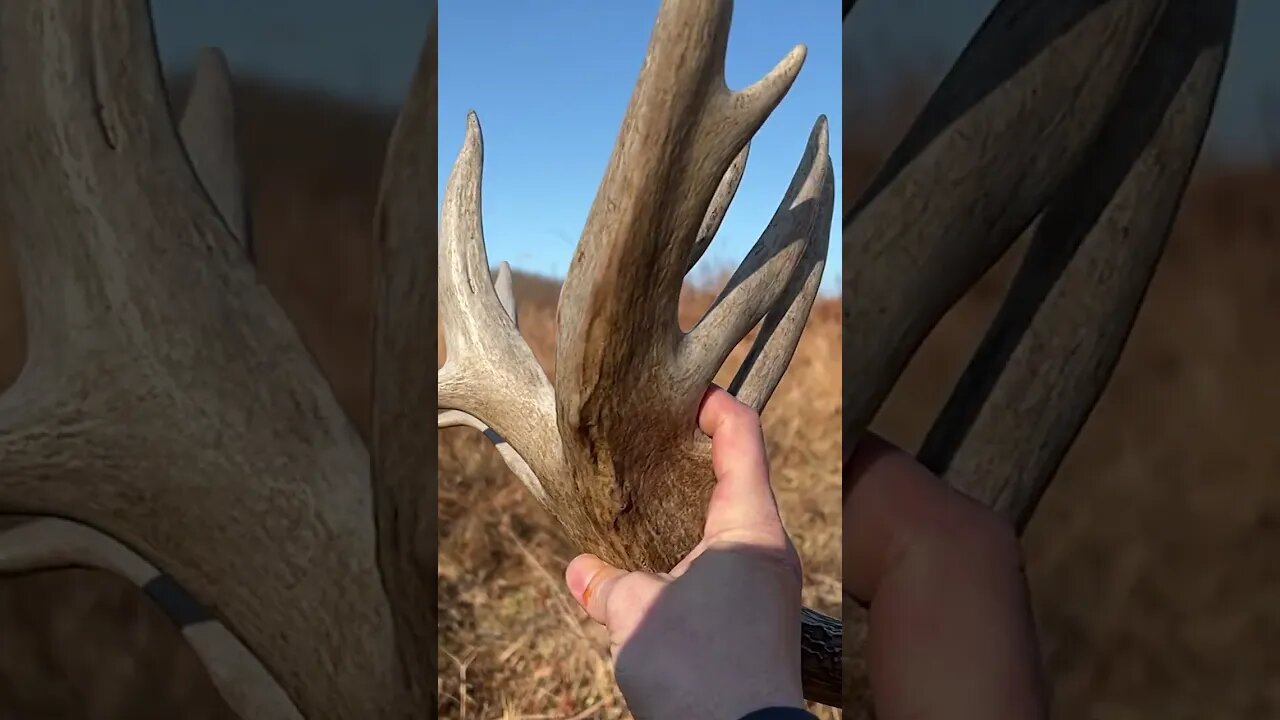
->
[565, 553, 603, 602]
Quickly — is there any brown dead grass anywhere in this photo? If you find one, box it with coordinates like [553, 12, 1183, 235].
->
[0, 74, 1275, 719]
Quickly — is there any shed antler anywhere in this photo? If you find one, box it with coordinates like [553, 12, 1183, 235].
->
[0, 1, 439, 718]
[439, 0, 839, 705]
[843, 0, 1235, 712]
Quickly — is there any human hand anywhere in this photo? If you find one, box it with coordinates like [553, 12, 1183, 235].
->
[563, 386, 808, 720]
[844, 432, 1049, 719]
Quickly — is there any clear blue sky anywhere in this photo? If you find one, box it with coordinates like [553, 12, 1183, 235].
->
[438, 2, 842, 290]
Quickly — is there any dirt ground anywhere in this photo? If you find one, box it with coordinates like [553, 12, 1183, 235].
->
[0, 76, 1277, 719]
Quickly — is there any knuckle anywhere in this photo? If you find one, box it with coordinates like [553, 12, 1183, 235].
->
[727, 398, 760, 426]
[607, 573, 659, 618]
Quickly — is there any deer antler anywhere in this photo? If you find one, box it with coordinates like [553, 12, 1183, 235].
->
[438, 0, 839, 704]
[178, 46, 250, 252]
[841, 0, 1236, 713]
[437, 116, 562, 507]
[0, 1, 439, 717]
[842, 0, 1171, 448]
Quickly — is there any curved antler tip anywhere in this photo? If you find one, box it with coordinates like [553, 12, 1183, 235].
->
[787, 115, 829, 179]
[461, 111, 484, 150]
[811, 115, 830, 153]
[194, 45, 228, 67]
[188, 51, 233, 104]
[494, 260, 517, 323]
[188, 47, 233, 101]
[738, 42, 806, 112]
[763, 44, 807, 87]
[784, 43, 808, 70]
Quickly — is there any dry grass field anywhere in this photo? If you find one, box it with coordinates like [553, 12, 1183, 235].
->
[0, 75, 1276, 720]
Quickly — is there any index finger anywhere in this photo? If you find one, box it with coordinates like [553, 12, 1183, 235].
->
[697, 386, 786, 539]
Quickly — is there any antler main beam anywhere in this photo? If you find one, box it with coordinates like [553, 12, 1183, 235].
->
[0, 1, 441, 718]
[842, 0, 1235, 713]
[438, 0, 840, 704]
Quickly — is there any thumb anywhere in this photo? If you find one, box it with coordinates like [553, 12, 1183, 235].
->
[565, 553, 626, 625]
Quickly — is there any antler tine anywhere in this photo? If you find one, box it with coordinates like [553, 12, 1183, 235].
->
[2, 1, 418, 716]
[434, 0, 842, 704]
[436, 261, 550, 505]
[841, 1, 1234, 711]
[730, 127, 834, 413]
[499, 0, 844, 704]
[0, 515, 305, 719]
[494, 261, 518, 326]
[0, 0, 240, 365]
[686, 144, 750, 273]
[842, 0, 1168, 454]
[438, 410, 550, 506]
[437, 112, 563, 489]
[0, 0, 249, 411]
[179, 46, 249, 250]
[687, 116, 833, 410]
[556, 0, 805, 439]
[919, 0, 1235, 530]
